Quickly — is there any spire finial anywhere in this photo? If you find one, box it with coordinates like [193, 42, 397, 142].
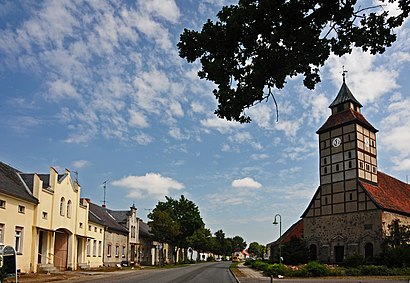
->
[342, 66, 348, 83]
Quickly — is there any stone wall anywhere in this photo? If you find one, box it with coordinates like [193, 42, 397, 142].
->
[304, 209, 384, 263]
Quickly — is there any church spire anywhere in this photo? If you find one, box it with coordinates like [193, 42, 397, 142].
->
[329, 68, 362, 114]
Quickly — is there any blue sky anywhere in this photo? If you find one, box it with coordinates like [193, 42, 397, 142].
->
[1, 0, 409, 246]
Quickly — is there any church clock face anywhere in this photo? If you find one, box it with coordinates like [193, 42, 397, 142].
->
[332, 137, 341, 148]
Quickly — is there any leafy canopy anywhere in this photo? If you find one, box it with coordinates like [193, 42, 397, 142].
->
[178, 0, 410, 123]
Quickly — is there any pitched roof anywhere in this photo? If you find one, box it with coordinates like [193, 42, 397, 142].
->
[267, 219, 304, 246]
[316, 108, 378, 134]
[329, 81, 362, 108]
[139, 219, 152, 238]
[88, 202, 129, 234]
[360, 171, 410, 216]
[0, 161, 38, 204]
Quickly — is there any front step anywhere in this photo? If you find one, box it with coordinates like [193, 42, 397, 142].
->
[37, 264, 58, 273]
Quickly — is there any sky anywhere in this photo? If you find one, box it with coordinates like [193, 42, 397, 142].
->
[0, 0, 409, 246]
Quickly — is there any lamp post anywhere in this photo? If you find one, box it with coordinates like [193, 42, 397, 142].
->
[272, 213, 282, 264]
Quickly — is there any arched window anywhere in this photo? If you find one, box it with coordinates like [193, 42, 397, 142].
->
[309, 244, 317, 260]
[67, 200, 72, 218]
[365, 243, 374, 258]
[60, 197, 65, 216]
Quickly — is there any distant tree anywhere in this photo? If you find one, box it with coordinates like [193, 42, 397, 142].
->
[232, 235, 247, 253]
[178, 0, 410, 123]
[248, 241, 266, 258]
[187, 226, 212, 260]
[281, 236, 309, 265]
[148, 195, 204, 263]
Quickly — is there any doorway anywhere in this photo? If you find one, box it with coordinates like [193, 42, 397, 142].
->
[54, 230, 69, 270]
[334, 246, 344, 263]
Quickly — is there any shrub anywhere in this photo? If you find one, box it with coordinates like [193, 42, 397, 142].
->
[264, 263, 289, 277]
[344, 253, 365, 267]
[296, 261, 329, 277]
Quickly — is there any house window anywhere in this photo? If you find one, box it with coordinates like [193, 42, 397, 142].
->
[348, 151, 352, 159]
[98, 241, 102, 257]
[360, 162, 363, 168]
[366, 164, 370, 171]
[42, 212, 48, 219]
[94, 227, 97, 232]
[122, 246, 126, 258]
[336, 164, 340, 171]
[100, 228, 103, 233]
[88, 225, 92, 231]
[107, 244, 112, 257]
[86, 239, 91, 257]
[115, 245, 119, 257]
[79, 222, 83, 228]
[372, 166, 376, 173]
[349, 193, 353, 201]
[18, 205, 25, 214]
[67, 200, 72, 218]
[324, 167, 327, 174]
[348, 161, 352, 169]
[0, 224, 4, 244]
[93, 240, 97, 257]
[323, 158, 327, 165]
[0, 199, 5, 209]
[60, 197, 65, 216]
[15, 227, 23, 253]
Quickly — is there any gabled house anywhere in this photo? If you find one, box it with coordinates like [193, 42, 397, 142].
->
[301, 77, 410, 263]
[107, 205, 139, 264]
[87, 202, 129, 267]
[0, 162, 89, 273]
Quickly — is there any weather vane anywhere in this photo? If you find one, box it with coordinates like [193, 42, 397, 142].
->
[342, 65, 348, 83]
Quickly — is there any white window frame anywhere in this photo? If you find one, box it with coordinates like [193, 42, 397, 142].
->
[86, 239, 91, 257]
[0, 224, 4, 244]
[15, 227, 23, 253]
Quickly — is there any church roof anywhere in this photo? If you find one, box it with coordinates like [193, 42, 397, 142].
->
[266, 219, 304, 246]
[329, 81, 363, 108]
[360, 171, 410, 216]
[0, 161, 38, 204]
[302, 171, 410, 218]
[316, 108, 378, 134]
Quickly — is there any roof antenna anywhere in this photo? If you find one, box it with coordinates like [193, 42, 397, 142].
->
[102, 180, 109, 208]
[73, 171, 79, 183]
[342, 66, 348, 83]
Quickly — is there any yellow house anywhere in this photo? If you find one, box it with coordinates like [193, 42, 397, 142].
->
[86, 209, 105, 268]
[0, 162, 38, 273]
[0, 161, 97, 273]
[20, 167, 90, 272]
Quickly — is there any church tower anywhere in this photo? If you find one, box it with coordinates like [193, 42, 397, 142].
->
[302, 73, 410, 264]
[315, 74, 378, 215]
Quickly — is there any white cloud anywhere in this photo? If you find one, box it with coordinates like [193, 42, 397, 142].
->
[232, 177, 262, 189]
[200, 117, 242, 134]
[112, 173, 184, 199]
[139, 0, 180, 24]
[47, 79, 80, 101]
[327, 49, 399, 104]
[72, 160, 90, 169]
[129, 109, 149, 128]
[132, 132, 154, 145]
[251, 153, 269, 160]
[379, 96, 410, 171]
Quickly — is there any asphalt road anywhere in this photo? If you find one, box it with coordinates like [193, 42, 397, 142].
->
[64, 261, 237, 283]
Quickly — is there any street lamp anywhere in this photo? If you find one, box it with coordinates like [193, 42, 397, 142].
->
[272, 213, 282, 264]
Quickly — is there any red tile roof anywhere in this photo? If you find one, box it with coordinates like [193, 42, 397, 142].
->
[267, 219, 304, 246]
[317, 109, 378, 134]
[360, 171, 410, 216]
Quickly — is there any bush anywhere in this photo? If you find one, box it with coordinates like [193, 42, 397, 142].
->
[295, 261, 330, 277]
[264, 263, 289, 277]
[344, 253, 365, 267]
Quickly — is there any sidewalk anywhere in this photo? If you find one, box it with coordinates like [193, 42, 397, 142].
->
[235, 262, 271, 283]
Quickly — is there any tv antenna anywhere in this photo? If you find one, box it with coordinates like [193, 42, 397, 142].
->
[102, 180, 109, 207]
[73, 171, 79, 183]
